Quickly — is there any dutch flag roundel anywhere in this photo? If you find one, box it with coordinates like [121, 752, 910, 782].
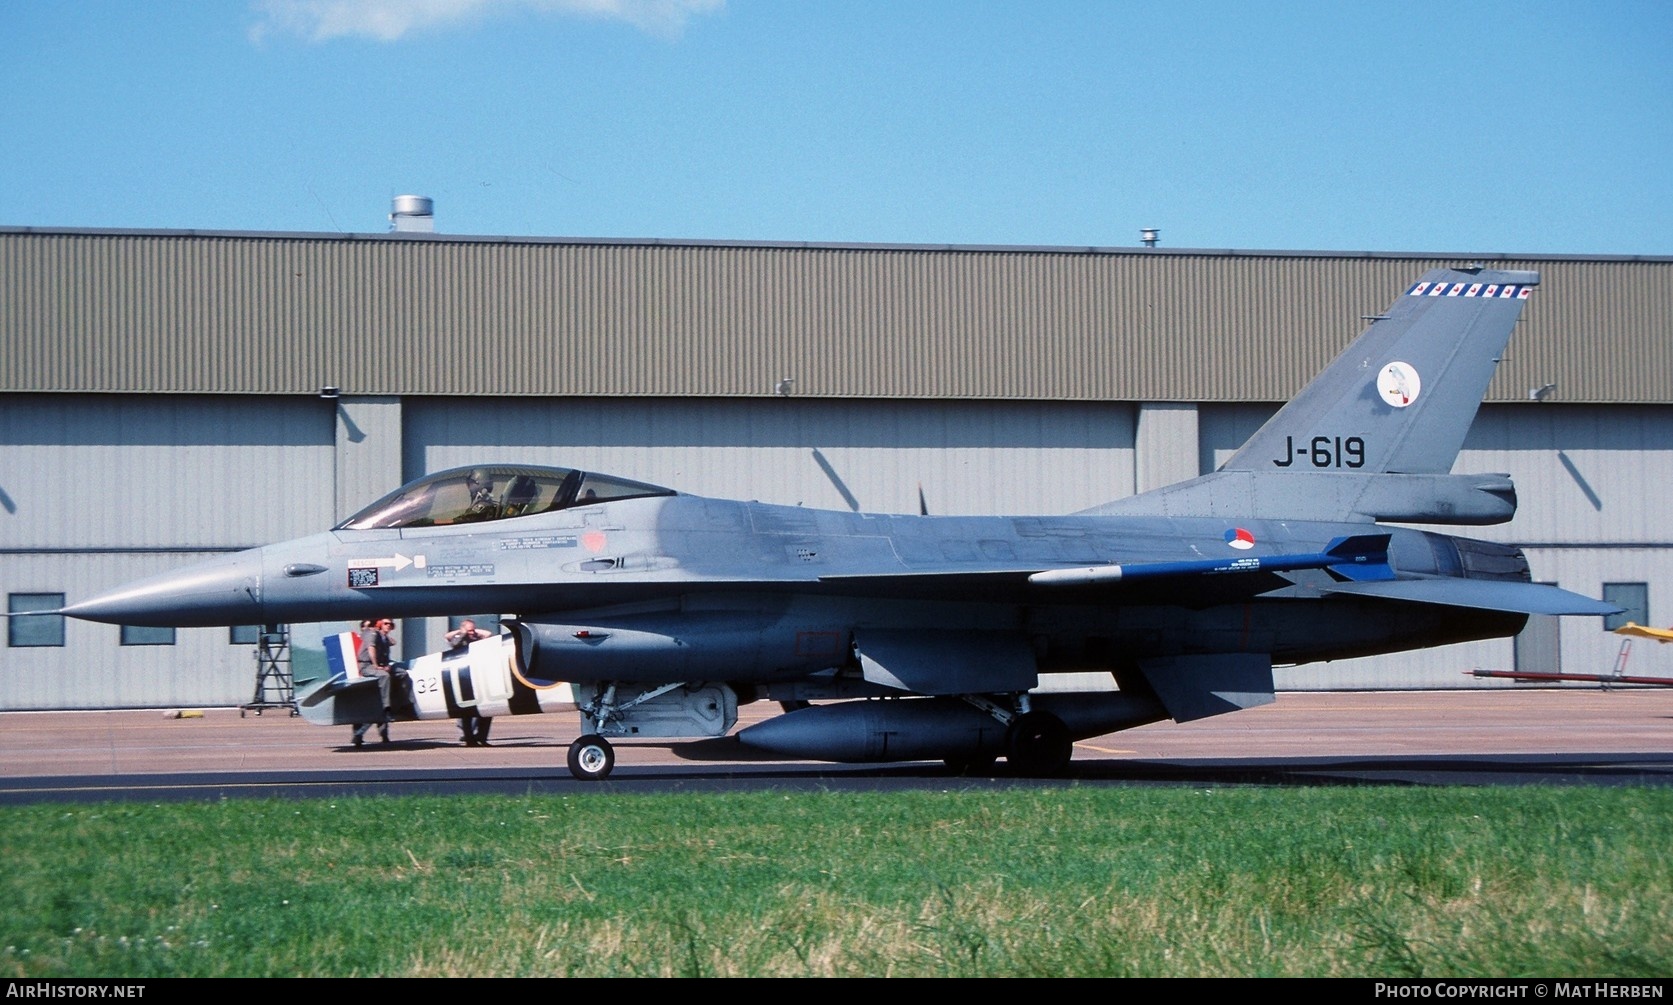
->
[1225, 528, 1256, 550]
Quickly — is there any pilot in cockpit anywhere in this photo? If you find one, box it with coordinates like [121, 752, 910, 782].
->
[462, 469, 499, 521]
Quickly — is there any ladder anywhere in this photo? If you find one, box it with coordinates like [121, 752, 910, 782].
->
[241, 625, 297, 716]
[1609, 637, 1634, 688]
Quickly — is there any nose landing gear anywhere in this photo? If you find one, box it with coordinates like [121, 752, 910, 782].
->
[567, 734, 616, 781]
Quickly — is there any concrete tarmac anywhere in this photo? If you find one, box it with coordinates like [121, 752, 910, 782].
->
[1, 688, 1671, 802]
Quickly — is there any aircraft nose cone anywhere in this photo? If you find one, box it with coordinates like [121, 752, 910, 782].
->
[60, 549, 264, 627]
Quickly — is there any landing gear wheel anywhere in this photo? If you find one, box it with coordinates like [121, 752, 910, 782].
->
[567, 734, 615, 781]
[1006, 710, 1072, 776]
[944, 754, 997, 776]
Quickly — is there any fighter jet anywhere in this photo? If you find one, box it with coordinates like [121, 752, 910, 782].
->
[61, 266, 1618, 780]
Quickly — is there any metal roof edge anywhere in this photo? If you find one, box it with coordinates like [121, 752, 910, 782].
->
[2, 225, 1670, 264]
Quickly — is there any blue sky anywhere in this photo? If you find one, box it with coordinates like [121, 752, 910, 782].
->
[3, 1, 1670, 255]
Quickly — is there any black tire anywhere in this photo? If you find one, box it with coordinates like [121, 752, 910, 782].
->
[1006, 711, 1072, 776]
[567, 734, 615, 781]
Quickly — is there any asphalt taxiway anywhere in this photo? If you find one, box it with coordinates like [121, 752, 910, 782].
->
[1, 688, 1670, 803]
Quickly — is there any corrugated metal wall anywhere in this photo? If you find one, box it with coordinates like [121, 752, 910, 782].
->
[0, 395, 336, 709]
[3, 553, 256, 709]
[0, 393, 335, 548]
[404, 396, 1139, 518]
[5, 228, 1670, 404]
[1449, 404, 1673, 547]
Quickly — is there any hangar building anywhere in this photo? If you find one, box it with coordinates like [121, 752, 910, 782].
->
[2, 216, 1670, 710]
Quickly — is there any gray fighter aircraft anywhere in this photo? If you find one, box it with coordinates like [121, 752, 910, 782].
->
[61, 266, 1618, 779]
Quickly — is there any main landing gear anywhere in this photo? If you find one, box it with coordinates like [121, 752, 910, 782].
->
[947, 696, 1075, 777]
[1004, 709, 1073, 776]
[945, 709, 1072, 776]
[567, 734, 616, 781]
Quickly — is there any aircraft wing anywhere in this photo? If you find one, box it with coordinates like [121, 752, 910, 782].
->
[1315, 578, 1621, 616]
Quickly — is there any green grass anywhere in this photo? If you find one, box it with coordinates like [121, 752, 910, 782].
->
[1, 786, 1669, 977]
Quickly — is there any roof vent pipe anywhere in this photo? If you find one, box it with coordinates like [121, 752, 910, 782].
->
[390, 195, 435, 233]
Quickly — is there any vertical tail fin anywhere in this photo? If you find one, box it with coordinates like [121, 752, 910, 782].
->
[1223, 267, 1537, 475]
[1084, 267, 1537, 523]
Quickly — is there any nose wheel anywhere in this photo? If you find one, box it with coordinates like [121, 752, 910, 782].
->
[567, 734, 616, 781]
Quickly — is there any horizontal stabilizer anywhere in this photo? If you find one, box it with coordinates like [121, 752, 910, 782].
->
[1028, 534, 1392, 587]
[1319, 578, 1620, 616]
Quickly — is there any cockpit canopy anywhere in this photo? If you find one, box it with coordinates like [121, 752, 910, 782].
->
[336, 464, 676, 530]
